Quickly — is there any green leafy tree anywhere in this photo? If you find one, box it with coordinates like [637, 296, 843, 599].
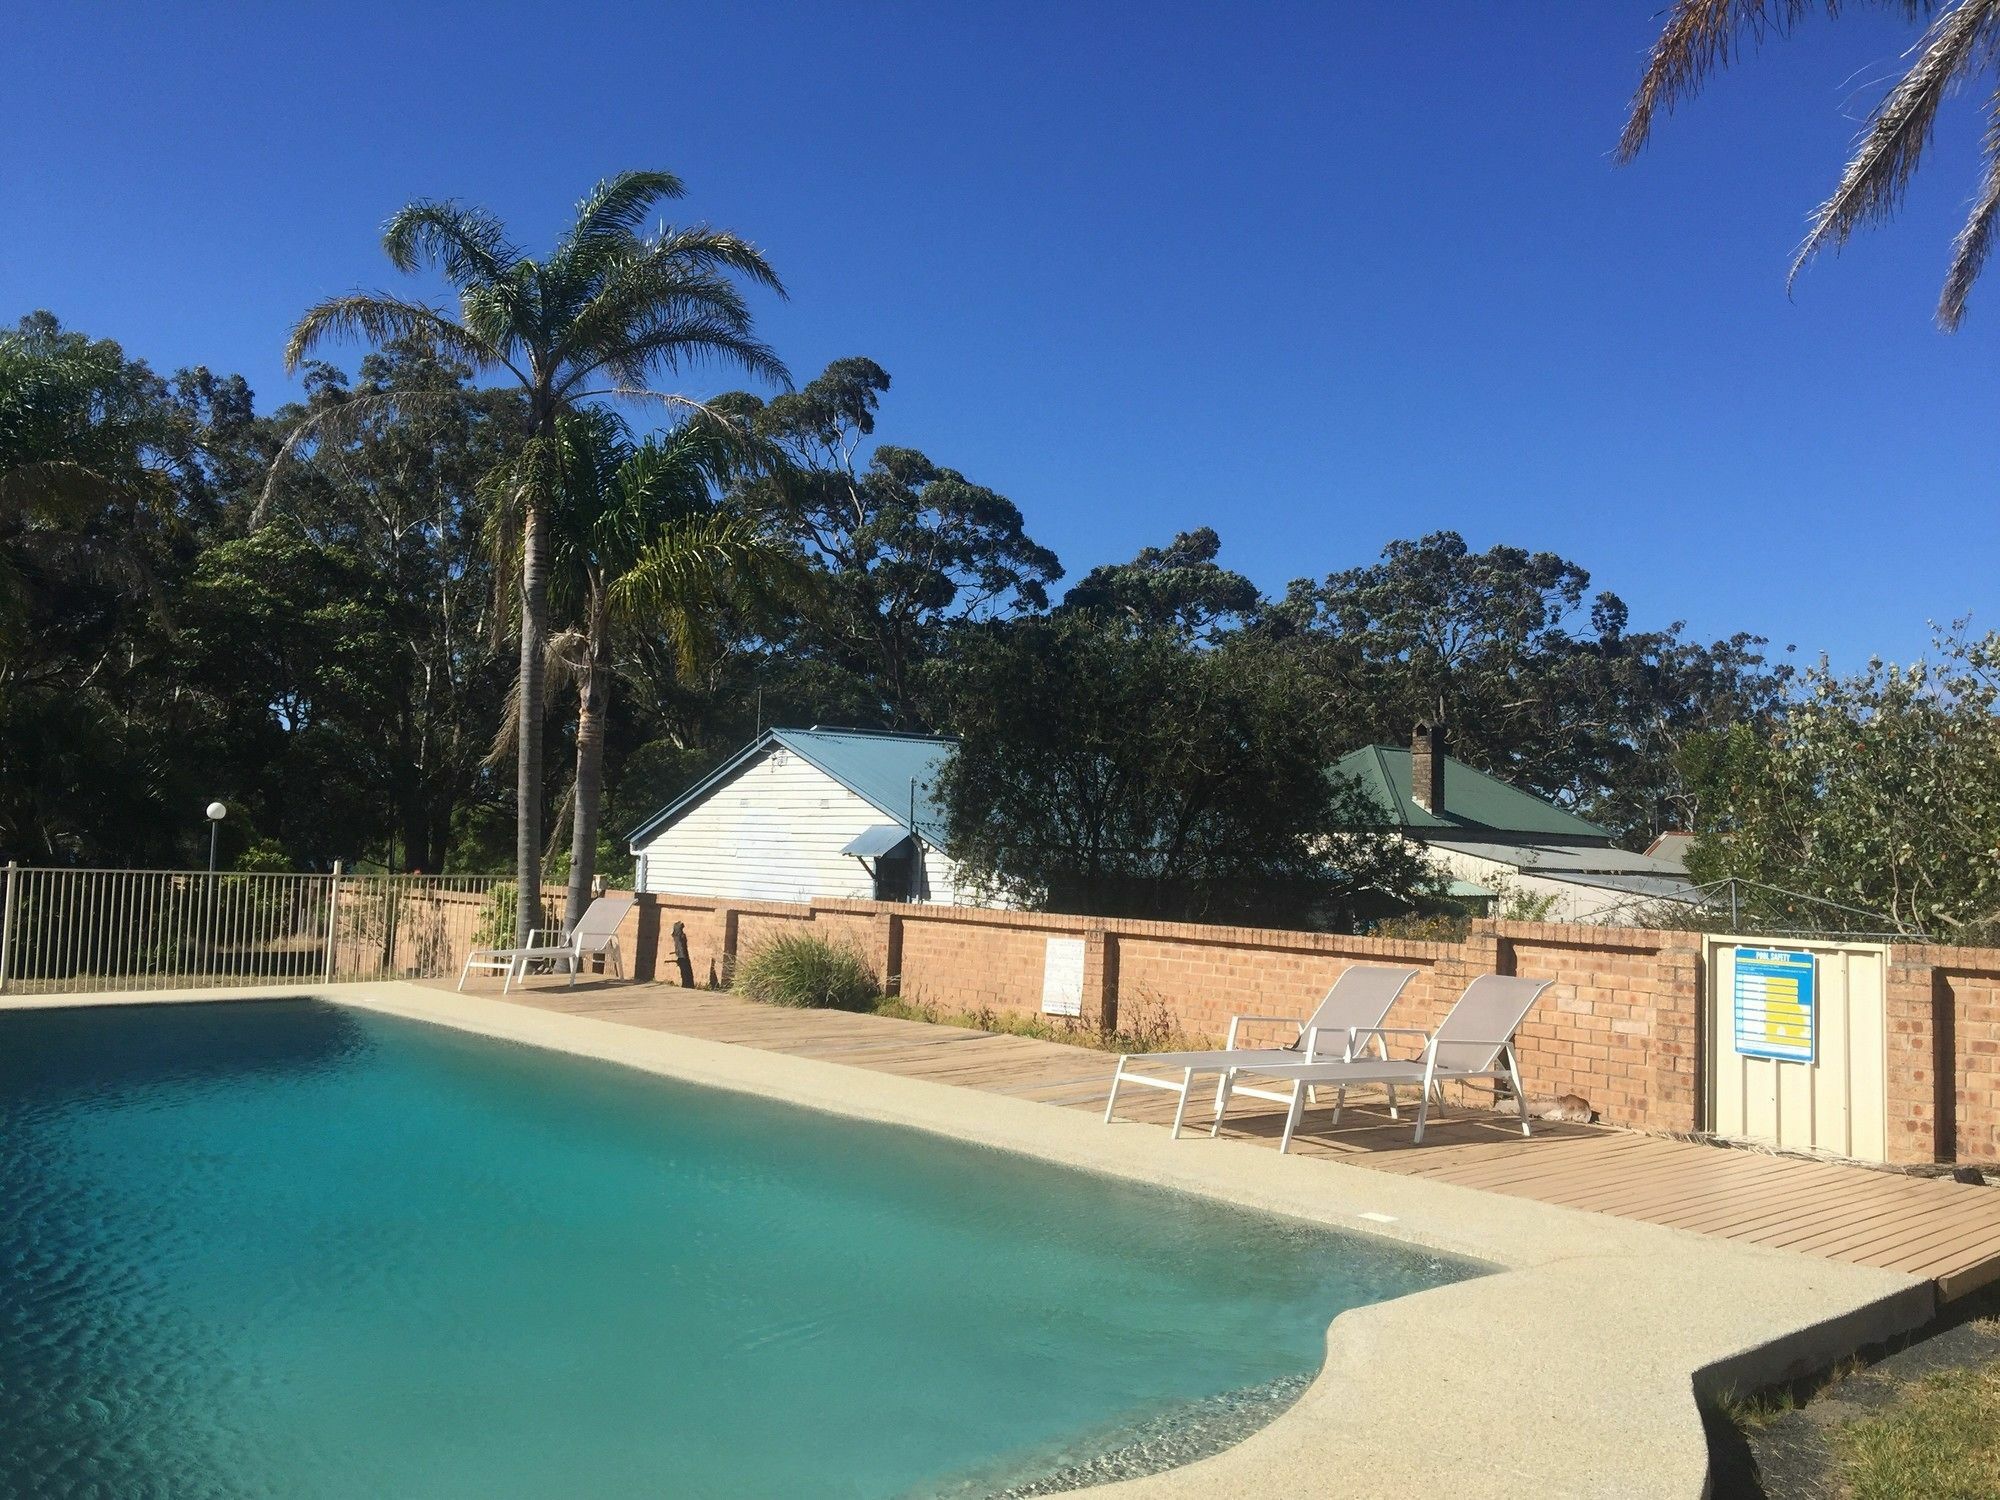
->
[170, 521, 405, 866]
[1276, 531, 1791, 843]
[489, 407, 803, 924]
[261, 337, 529, 870]
[928, 612, 1437, 927]
[284, 171, 787, 934]
[1059, 527, 1260, 643]
[722, 358, 1062, 727]
[0, 315, 240, 864]
[1682, 629, 2000, 938]
[1620, 1, 2000, 328]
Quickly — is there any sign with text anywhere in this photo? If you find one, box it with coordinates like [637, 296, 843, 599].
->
[1732, 947, 1817, 1064]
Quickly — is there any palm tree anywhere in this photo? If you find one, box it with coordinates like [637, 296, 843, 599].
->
[1620, 1, 2000, 329]
[490, 407, 802, 925]
[285, 172, 787, 934]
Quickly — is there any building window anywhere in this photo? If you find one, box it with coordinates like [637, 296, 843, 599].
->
[872, 848, 917, 903]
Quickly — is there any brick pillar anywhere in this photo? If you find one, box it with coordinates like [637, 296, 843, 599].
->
[628, 892, 660, 982]
[875, 910, 903, 994]
[1082, 927, 1118, 1033]
[1648, 939, 1703, 1133]
[720, 908, 740, 987]
[1885, 953, 1948, 1164]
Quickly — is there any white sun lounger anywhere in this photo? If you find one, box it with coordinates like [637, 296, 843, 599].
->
[458, 894, 635, 994]
[1211, 973, 1555, 1152]
[1103, 965, 1420, 1137]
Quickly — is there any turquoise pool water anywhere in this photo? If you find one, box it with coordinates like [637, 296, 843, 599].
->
[0, 1000, 1474, 1498]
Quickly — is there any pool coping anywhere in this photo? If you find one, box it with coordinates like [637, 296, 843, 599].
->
[3, 982, 1936, 1499]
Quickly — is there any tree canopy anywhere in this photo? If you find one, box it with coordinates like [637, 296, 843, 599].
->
[3, 306, 1891, 938]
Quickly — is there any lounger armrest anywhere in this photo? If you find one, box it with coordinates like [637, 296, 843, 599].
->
[522, 928, 567, 950]
[1225, 1014, 1305, 1050]
[1343, 1025, 1432, 1059]
[1349, 1027, 1431, 1043]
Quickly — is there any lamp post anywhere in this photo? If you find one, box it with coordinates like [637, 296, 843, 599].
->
[205, 801, 227, 873]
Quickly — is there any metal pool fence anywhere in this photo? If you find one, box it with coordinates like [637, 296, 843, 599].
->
[0, 865, 542, 995]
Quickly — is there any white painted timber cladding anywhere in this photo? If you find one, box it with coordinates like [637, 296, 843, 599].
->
[632, 745, 972, 905]
[1423, 844, 1693, 924]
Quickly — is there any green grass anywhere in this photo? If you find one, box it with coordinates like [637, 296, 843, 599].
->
[731, 934, 881, 1012]
[1710, 1386, 1799, 1432]
[1835, 1356, 2000, 1499]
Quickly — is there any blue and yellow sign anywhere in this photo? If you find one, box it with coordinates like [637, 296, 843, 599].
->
[1733, 947, 1816, 1064]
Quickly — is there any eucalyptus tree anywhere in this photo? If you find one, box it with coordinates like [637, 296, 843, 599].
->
[283, 171, 787, 931]
[1620, 1, 2000, 328]
[719, 358, 1062, 728]
[493, 407, 803, 925]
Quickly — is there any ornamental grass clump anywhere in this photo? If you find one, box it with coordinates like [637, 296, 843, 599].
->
[733, 933, 880, 1012]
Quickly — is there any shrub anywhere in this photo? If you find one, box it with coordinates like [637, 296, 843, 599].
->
[733, 933, 880, 1011]
[471, 883, 518, 950]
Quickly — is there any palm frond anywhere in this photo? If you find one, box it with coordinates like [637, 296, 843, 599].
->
[284, 293, 502, 375]
[381, 200, 520, 286]
[1940, 82, 2000, 324]
[1619, 2, 1933, 162]
[0, 460, 118, 523]
[645, 224, 787, 296]
[555, 262, 767, 382]
[560, 171, 687, 255]
[607, 512, 808, 675]
[600, 314, 790, 393]
[1621, 1, 1827, 162]
[481, 626, 590, 767]
[1790, 0, 2000, 286]
[255, 385, 477, 527]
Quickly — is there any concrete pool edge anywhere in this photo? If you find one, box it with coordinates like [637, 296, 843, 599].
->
[4, 983, 1934, 1499]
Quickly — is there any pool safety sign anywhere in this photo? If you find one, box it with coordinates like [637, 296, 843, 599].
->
[1732, 948, 1817, 1064]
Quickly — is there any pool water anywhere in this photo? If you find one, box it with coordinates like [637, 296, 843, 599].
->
[0, 1000, 1474, 1498]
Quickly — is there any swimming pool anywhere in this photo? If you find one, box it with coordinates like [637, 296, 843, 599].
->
[0, 999, 1475, 1498]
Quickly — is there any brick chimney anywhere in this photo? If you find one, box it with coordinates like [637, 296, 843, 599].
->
[1411, 722, 1444, 813]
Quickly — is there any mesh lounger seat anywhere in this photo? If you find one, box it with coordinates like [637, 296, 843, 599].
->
[1211, 973, 1555, 1152]
[458, 894, 635, 994]
[1102, 965, 1420, 1138]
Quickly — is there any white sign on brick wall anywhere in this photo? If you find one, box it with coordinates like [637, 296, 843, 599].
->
[1041, 936, 1086, 1017]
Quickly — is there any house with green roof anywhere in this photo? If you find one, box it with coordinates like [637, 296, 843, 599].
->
[625, 727, 976, 906]
[1334, 726, 1699, 923]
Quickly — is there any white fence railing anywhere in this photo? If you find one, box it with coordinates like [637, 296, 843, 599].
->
[0, 864, 541, 995]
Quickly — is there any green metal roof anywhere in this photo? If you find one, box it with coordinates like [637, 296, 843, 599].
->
[626, 727, 954, 849]
[1330, 745, 1610, 842]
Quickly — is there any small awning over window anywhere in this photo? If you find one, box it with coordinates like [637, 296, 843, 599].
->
[841, 825, 915, 858]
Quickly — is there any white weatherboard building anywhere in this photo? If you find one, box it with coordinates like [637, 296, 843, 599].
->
[626, 728, 978, 906]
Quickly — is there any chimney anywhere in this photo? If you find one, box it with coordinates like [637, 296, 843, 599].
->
[1411, 722, 1444, 813]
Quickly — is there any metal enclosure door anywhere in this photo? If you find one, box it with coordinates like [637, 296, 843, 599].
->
[1703, 937, 1889, 1163]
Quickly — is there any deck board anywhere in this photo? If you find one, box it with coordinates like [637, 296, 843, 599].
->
[444, 979, 2000, 1303]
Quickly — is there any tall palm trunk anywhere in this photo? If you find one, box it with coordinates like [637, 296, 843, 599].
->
[565, 614, 609, 928]
[515, 408, 553, 940]
[568, 676, 604, 936]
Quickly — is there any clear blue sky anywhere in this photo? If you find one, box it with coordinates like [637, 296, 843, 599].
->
[5, 2, 1993, 667]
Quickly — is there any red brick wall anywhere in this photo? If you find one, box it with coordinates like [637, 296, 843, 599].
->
[1945, 961, 2000, 1163]
[1874, 946, 2000, 1166]
[1496, 924, 1701, 1133]
[609, 892, 1697, 1131]
[608, 889, 2000, 1161]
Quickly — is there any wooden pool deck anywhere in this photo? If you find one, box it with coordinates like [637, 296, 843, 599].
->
[460, 980, 2000, 1304]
